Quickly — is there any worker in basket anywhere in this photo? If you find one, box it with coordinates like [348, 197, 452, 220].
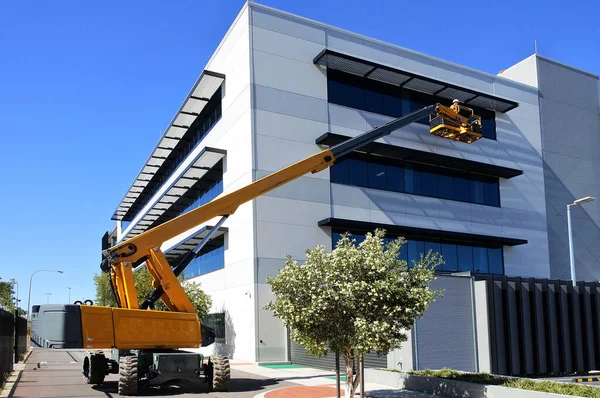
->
[450, 98, 460, 113]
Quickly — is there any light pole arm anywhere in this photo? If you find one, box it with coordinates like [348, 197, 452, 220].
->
[27, 269, 63, 320]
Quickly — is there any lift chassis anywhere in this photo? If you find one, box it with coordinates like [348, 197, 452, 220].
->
[31, 102, 481, 395]
[82, 349, 229, 394]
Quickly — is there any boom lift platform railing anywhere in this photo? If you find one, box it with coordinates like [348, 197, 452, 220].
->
[30, 102, 482, 395]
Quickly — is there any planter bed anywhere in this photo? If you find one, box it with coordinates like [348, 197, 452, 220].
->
[365, 368, 600, 398]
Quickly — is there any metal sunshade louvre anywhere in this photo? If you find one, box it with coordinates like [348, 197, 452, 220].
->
[193, 147, 227, 168]
[158, 137, 179, 149]
[192, 73, 224, 99]
[435, 87, 475, 102]
[313, 49, 518, 114]
[111, 69, 225, 221]
[317, 52, 374, 76]
[367, 68, 411, 85]
[182, 97, 209, 114]
[147, 209, 163, 216]
[165, 126, 187, 139]
[466, 96, 511, 112]
[153, 203, 171, 210]
[183, 167, 209, 180]
[174, 177, 197, 188]
[166, 187, 188, 197]
[173, 113, 197, 127]
[147, 157, 166, 167]
[403, 78, 445, 94]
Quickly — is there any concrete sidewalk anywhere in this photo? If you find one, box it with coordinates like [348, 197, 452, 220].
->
[237, 363, 434, 398]
[6, 349, 434, 398]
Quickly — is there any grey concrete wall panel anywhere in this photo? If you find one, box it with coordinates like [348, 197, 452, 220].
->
[253, 84, 328, 123]
[414, 276, 476, 372]
[537, 57, 600, 281]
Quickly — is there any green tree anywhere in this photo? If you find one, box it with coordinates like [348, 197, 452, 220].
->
[265, 229, 442, 398]
[0, 280, 15, 311]
[93, 268, 212, 320]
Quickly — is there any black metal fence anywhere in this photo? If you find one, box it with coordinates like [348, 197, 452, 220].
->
[481, 275, 600, 376]
[0, 308, 28, 377]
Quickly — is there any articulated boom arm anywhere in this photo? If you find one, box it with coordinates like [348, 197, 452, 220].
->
[103, 103, 440, 313]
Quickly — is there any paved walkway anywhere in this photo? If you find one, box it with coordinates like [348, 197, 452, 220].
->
[5, 349, 434, 398]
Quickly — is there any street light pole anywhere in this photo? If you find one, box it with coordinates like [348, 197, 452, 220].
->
[27, 269, 64, 320]
[68, 287, 71, 304]
[45, 293, 52, 304]
[567, 196, 596, 286]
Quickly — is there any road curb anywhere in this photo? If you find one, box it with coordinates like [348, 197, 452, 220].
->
[0, 349, 33, 398]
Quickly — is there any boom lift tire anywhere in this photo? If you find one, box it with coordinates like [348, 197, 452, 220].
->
[82, 351, 106, 384]
[210, 355, 231, 392]
[118, 355, 139, 396]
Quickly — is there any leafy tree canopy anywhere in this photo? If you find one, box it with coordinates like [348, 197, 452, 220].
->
[265, 229, 442, 397]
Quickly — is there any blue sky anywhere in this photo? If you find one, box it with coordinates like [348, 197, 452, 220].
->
[0, 0, 598, 311]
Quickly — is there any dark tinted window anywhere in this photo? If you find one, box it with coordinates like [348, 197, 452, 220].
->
[454, 177, 470, 202]
[368, 162, 387, 190]
[405, 164, 422, 194]
[470, 179, 485, 204]
[484, 179, 500, 207]
[473, 247, 489, 273]
[332, 232, 504, 275]
[441, 243, 458, 271]
[327, 70, 496, 139]
[408, 240, 424, 266]
[330, 157, 500, 207]
[421, 170, 438, 197]
[331, 159, 349, 185]
[386, 165, 404, 192]
[348, 159, 368, 186]
[438, 174, 455, 200]
[457, 245, 474, 272]
[488, 248, 503, 274]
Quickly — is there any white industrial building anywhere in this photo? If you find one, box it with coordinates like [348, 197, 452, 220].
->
[107, 2, 600, 371]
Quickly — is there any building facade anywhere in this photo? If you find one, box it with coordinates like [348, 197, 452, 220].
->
[107, 2, 600, 369]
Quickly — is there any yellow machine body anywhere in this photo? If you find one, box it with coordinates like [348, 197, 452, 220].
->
[80, 305, 200, 350]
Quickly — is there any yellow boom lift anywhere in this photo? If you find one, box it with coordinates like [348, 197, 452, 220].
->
[30, 102, 481, 395]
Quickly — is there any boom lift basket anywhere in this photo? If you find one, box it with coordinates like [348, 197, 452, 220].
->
[429, 104, 482, 144]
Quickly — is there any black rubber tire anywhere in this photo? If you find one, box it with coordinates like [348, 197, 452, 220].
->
[118, 355, 139, 396]
[210, 355, 231, 392]
[82, 351, 106, 384]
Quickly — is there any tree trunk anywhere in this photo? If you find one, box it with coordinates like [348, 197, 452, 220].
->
[343, 350, 361, 398]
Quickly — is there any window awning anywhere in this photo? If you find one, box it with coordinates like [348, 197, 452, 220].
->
[316, 132, 523, 179]
[313, 49, 519, 113]
[319, 218, 528, 248]
[121, 147, 226, 241]
[163, 225, 227, 264]
[113, 70, 225, 221]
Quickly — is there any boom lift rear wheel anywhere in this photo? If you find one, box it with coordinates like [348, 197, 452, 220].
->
[118, 355, 139, 396]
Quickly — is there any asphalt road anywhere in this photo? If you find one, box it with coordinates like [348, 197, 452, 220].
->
[11, 349, 294, 398]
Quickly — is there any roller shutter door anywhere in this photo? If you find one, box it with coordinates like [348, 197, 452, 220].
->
[290, 340, 387, 370]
